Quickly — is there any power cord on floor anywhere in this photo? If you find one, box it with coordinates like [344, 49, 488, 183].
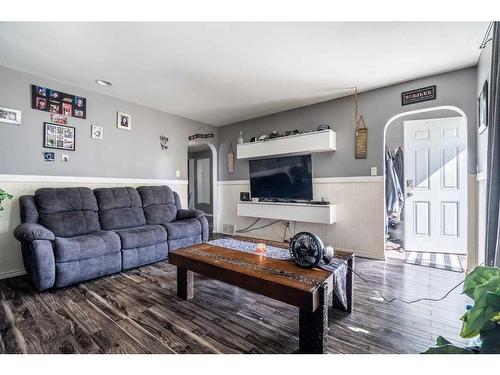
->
[333, 259, 467, 305]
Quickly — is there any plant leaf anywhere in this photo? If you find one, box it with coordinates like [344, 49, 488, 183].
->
[423, 345, 476, 354]
[464, 266, 500, 298]
[436, 336, 452, 346]
[460, 276, 500, 337]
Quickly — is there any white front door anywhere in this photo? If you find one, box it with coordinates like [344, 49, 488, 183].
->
[404, 117, 467, 254]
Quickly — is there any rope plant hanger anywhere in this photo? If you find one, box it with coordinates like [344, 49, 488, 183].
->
[353, 87, 368, 159]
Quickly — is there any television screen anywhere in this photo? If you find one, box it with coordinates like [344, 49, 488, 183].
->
[249, 155, 313, 200]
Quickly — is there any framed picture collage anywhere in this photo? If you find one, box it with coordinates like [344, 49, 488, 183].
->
[31, 85, 86, 119]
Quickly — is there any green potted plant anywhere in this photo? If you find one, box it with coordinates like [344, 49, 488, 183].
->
[0, 188, 13, 212]
[424, 265, 500, 354]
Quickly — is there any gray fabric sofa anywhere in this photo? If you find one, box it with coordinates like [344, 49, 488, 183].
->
[14, 185, 208, 291]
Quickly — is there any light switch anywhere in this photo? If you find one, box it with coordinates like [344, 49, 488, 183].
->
[370, 167, 377, 176]
[175, 170, 181, 178]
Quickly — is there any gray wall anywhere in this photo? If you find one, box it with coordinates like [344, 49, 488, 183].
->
[476, 42, 492, 174]
[0, 65, 216, 180]
[217, 67, 478, 180]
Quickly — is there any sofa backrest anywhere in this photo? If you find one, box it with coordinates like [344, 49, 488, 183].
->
[34, 187, 101, 237]
[19, 195, 39, 224]
[137, 185, 177, 224]
[94, 187, 146, 230]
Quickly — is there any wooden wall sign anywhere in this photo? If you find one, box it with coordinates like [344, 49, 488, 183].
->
[355, 127, 368, 159]
[401, 85, 436, 106]
[188, 133, 214, 141]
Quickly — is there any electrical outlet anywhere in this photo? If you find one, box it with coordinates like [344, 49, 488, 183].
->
[370, 167, 377, 176]
[175, 170, 181, 178]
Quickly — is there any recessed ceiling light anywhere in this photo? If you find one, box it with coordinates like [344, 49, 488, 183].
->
[95, 79, 112, 87]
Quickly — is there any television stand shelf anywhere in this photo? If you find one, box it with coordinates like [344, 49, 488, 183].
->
[237, 201, 336, 225]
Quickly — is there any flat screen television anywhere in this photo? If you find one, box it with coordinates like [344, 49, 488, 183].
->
[249, 155, 313, 201]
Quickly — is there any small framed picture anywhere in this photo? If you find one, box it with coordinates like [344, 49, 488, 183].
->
[91, 125, 103, 140]
[478, 80, 488, 134]
[51, 114, 67, 125]
[0, 106, 22, 125]
[43, 122, 75, 151]
[117, 112, 132, 130]
[62, 102, 73, 116]
[43, 152, 55, 162]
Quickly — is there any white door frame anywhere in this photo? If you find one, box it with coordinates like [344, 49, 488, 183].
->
[188, 140, 219, 233]
[382, 106, 471, 260]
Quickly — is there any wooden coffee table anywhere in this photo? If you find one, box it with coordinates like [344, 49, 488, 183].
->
[169, 243, 334, 353]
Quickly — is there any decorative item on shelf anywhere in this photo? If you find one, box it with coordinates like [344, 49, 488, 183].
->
[227, 142, 235, 174]
[237, 131, 244, 144]
[353, 87, 368, 159]
[43, 122, 75, 151]
[240, 192, 250, 201]
[43, 152, 55, 162]
[117, 112, 131, 130]
[31, 85, 86, 118]
[317, 124, 330, 131]
[401, 85, 436, 106]
[159, 135, 169, 150]
[0, 106, 21, 126]
[50, 114, 67, 125]
[250, 136, 256, 142]
[289, 232, 334, 268]
[0, 188, 13, 213]
[258, 134, 268, 142]
[268, 130, 280, 139]
[91, 125, 103, 140]
[478, 80, 488, 134]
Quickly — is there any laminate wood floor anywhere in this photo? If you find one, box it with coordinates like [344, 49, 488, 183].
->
[0, 256, 470, 354]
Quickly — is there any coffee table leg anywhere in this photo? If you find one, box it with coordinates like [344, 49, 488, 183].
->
[177, 267, 194, 300]
[299, 282, 328, 354]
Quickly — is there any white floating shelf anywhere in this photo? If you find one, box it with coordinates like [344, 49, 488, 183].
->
[236, 129, 336, 159]
[237, 201, 336, 225]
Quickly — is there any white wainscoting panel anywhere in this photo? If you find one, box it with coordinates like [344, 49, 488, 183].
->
[218, 177, 385, 260]
[0, 175, 188, 279]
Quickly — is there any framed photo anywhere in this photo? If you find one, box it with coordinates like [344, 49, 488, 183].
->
[43, 122, 75, 151]
[478, 80, 488, 134]
[117, 112, 132, 130]
[43, 152, 55, 162]
[91, 125, 103, 140]
[0, 106, 22, 125]
[51, 114, 67, 125]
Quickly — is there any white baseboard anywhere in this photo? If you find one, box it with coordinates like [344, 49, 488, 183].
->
[0, 268, 26, 280]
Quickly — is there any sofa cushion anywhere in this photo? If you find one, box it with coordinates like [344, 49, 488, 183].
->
[163, 218, 201, 240]
[122, 242, 168, 270]
[114, 225, 167, 250]
[94, 187, 146, 230]
[35, 187, 100, 237]
[54, 230, 121, 263]
[137, 186, 177, 224]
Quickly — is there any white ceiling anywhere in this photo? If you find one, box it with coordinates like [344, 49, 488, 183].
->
[0, 22, 488, 126]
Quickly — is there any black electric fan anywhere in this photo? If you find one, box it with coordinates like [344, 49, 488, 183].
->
[289, 232, 334, 268]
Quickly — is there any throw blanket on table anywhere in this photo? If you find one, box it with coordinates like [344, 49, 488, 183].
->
[208, 237, 349, 309]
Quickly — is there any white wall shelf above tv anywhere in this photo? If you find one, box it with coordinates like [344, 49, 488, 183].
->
[236, 129, 336, 159]
[237, 201, 336, 225]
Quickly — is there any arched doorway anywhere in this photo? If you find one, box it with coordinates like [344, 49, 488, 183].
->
[187, 140, 218, 237]
[382, 106, 471, 272]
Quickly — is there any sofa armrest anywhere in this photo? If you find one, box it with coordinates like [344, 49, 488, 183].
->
[21, 240, 55, 290]
[14, 223, 55, 242]
[177, 209, 209, 242]
[176, 209, 205, 220]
